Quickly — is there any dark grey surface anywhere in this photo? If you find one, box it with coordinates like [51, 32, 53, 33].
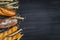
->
[19, 0, 60, 40]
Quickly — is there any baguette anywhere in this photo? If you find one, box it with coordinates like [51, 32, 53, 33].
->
[0, 26, 18, 39]
[3, 33, 22, 40]
[0, 7, 16, 16]
[0, 16, 24, 28]
[0, 18, 17, 28]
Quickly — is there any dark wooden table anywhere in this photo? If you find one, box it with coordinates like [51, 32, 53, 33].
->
[19, 0, 60, 40]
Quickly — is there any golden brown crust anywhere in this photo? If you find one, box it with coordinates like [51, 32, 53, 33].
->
[3, 33, 22, 40]
[0, 26, 18, 39]
[0, 7, 16, 16]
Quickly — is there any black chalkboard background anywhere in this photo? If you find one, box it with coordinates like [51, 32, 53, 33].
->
[19, 0, 60, 40]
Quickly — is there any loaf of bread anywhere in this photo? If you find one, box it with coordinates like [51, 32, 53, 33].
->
[0, 7, 16, 16]
[3, 33, 22, 40]
[0, 26, 18, 39]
